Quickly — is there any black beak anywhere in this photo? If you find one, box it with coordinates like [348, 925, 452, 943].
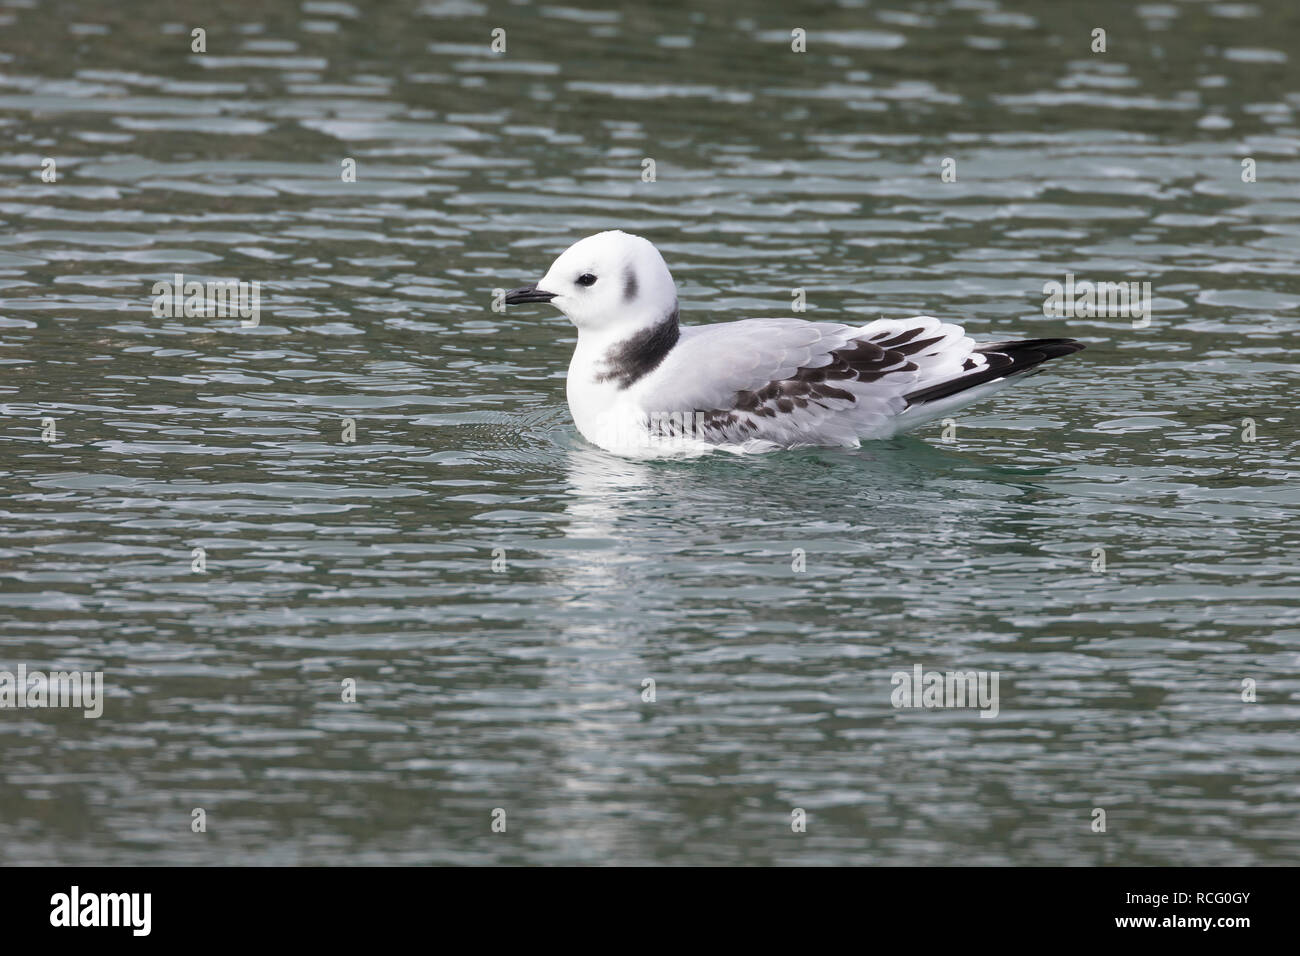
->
[504, 285, 556, 305]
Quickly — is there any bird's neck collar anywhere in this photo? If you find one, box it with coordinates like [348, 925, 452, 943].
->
[575, 305, 680, 390]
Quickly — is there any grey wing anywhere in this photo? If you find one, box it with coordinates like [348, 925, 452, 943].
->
[636, 316, 983, 447]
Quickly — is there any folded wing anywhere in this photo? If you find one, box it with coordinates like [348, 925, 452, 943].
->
[635, 317, 1082, 447]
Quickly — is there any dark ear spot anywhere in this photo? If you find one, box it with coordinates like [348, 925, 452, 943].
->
[623, 266, 638, 302]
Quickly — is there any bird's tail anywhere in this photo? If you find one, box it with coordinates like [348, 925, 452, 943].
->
[889, 338, 1085, 433]
[903, 338, 1085, 406]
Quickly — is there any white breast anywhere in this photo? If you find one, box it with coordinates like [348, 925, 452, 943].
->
[566, 344, 645, 451]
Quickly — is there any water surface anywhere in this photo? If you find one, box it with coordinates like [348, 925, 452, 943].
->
[1, 0, 1299, 865]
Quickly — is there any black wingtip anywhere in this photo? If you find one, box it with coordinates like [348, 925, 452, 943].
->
[903, 338, 1085, 407]
[979, 337, 1086, 361]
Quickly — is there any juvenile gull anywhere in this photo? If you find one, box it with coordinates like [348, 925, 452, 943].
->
[505, 231, 1084, 456]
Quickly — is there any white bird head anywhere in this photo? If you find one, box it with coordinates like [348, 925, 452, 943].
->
[505, 230, 678, 335]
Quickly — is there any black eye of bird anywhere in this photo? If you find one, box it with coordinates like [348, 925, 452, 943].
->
[577, 273, 597, 287]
